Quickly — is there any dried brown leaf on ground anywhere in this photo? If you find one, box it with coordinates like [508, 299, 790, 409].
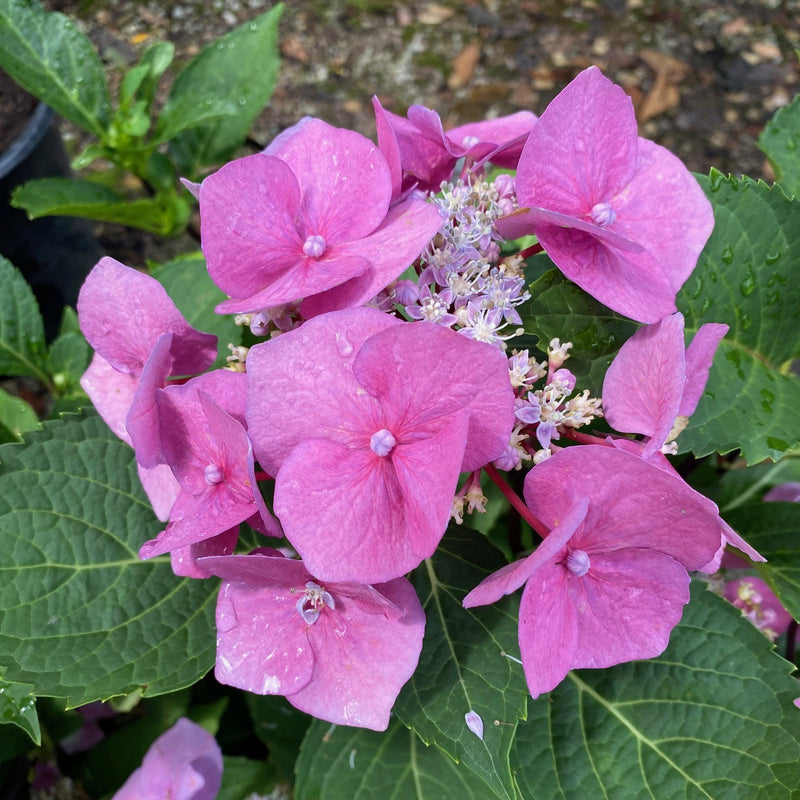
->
[638, 49, 690, 122]
[449, 41, 480, 89]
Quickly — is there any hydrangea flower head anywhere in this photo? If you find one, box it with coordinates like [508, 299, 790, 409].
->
[200, 550, 425, 730]
[246, 307, 515, 583]
[199, 118, 442, 317]
[497, 67, 714, 323]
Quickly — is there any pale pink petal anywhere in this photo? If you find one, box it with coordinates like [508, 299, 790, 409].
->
[246, 307, 401, 474]
[286, 576, 424, 730]
[111, 717, 222, 800]
[137, 463, 180, 522]
[602, 312, 686, 456]
[679, 322, 729, 417]
[78, 257, 217, 376]
[765, 482, 800, 503]
[80, 353, 137, 443]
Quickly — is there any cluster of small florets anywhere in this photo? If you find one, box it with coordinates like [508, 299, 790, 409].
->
[400, 176, 530, 347]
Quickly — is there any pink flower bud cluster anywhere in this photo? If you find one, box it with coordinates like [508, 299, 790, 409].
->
[76, 66, 762, 725]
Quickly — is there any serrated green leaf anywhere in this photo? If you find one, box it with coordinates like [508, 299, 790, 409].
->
[759, 93, 800, 198]
[512, 582, 800, 800]
[0, 674, 39, 743]
[218, 755, 278, 800]
[717, 459, 800, 514]
[150, 253, 239, 363]
[725, 501, 800, 622]
[393, 526, 528, 800]
[0, 254, 49, 385]
[0, 411, 217, 706]
[677, 173, 800, 464]
[521, 256, 638, 395]
[166, 5, 283, 176]
[12, 177, 189, 235]
[0, 0, 111, 136]
[295, 717, 500, 800]
[0, 387, 41, 442]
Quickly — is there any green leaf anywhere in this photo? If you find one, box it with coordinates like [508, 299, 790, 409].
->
[393, 526, 528, 800]
[217, 755, 278, 800]
[717, 459, 800, 514]
[512, 582, 800, 799]
[12, 177, 190, 235]
[0, 387, 41, 443]
[49, 330, 90, 396]
[0, 411, 217, 706]
[295, 717, 500, 800]
[246, 693, 311, 783]
[0, 0, 111, 136]
[759, 93, 800, 198]
[166, 5, 283, 175]
[521, 256, 638, 395]
[726, 501, 800, 622]
[0, 675, 39, 744]
[150, 253, 240, 363]
[0, 254, 49, 385]
[677, 173, 800, 464]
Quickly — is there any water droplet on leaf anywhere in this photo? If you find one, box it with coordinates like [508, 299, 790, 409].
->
[720, 246, 734, 265]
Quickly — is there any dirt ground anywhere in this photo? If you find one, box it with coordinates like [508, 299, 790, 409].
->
[47, 0, 800, 264]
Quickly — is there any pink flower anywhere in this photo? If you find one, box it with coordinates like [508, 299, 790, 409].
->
[200, 550, 425, 731]
[497, 67, 713, 323]
[138, 370, 280, 564]
[464, 445, 725, 697]
[78, 258, 218, 519]
[602, 312, 728, 457]
[246, 307, 515, 583]
[111, 717, 222, 800]
[374, 98, 536, 194]
[199, 118, 442, 317]
[724, 576, 793, 641]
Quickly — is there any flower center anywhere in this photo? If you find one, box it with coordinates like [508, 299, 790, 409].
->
[566, 549, 591, 577]
[296, 581, 335, 625]
[204, 463, 224, 485]
[302, 234, 327, 258]
[370, 428, 397, 457]
[590, 202, 616, 227]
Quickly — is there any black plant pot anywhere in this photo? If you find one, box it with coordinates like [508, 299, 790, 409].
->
[0, 101, 102, 340]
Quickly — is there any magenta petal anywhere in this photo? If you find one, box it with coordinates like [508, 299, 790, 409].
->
[298, 197, 443, 318]
[516, 66, 638, 214]
[111, 717, 222, 800]
[372, 96, 403, 200]
[517, 562, 576, 698]
[524, 445, 723, 571]
[171, 528, 239, 579]
[463, 499, 588, 608]
[614, 138, 714, 295]
[78, 257, 217, 376]
[602, 312, 687, 455]
[246, 307, 401, 474]
[137, 462, 180, 522]
[286, 576, 424, 730]
[679, 322, 729, 417]
[765, 482, 800, 503]
[352, 321, 515, 471]
[269, 119, 392, 241]
[274, 437, 419, 583]
[449, 110, 537, 168]
[200, 153, 303, 299]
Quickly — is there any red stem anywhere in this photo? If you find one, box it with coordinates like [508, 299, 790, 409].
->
[517, 242, 544, 260]
[254, 470, 273, 481]
[483, 463, 550, 538]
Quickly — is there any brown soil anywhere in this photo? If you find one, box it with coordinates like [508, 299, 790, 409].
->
[41, 0, 800, 266]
